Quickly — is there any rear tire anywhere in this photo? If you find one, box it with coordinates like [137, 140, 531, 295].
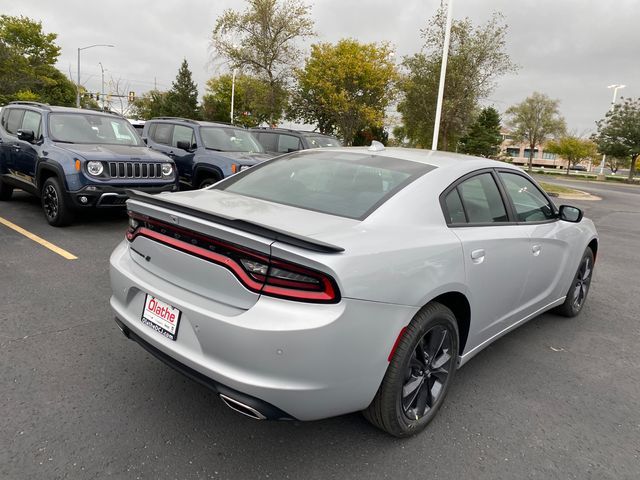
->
[554, 248, 594, 317]
[0, 179, 13, 200]
[41, 177, 74, 227]
[363, 302, 459, 437]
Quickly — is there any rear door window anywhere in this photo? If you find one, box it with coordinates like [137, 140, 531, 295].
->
[6, 109, 25, 135]
[256, 132, 278, 152]
[150, 123, 173, 145]
[455, 173, 508, 224]
[277, 134, 302, 153]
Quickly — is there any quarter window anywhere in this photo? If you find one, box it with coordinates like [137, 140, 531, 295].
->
[455, 173, 508, 224]
[499, 172, 555, 222]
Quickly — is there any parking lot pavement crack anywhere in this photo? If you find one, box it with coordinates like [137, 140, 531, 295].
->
[0, 319, 102, 346]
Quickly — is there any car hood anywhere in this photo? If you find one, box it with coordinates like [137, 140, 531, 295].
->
[154, 188, 357, 238]
[207, 150, 274, 165]
[57, 143, 170, 162]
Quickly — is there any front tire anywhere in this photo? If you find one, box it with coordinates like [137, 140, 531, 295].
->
[41, 177, 74, 227]
[198, 177, 219, 189]
[554, 248, 594, 317]
[0, 179, 13, 200]
[364, 302, 459, 437]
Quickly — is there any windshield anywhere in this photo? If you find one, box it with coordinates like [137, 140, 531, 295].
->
[307, 135, 341, 148]
[200, 127, 264, 153]
[217, 151, 435, 219]
[48, 113, 143, 146]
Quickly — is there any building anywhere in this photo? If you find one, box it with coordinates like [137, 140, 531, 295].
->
[499, 131, 592, 170]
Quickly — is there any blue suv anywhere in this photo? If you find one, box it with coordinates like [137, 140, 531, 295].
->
[142, 117, 272, 189]
[0, 102, 177, 226]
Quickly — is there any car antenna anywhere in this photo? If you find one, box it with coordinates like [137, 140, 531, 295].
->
[368, 141, 385, 152]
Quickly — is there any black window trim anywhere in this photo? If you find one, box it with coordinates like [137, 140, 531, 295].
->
[439, 167, 559, 228]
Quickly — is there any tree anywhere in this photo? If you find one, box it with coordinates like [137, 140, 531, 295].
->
[545, 136, 598, 175]
[593, 97, 640, 180]
[459, 107, 502, 157]
[201, 73, 285, 127]
[0, 15, 78, 106]
[288, 39, 398, 145]
[397, 10, 516, 150]
[505, 92, 566, 172]
[165, 59, 199, 118]
[605, 156, 630, 175]
[132, 90, 171, 119]
[211, 0, 315, 124]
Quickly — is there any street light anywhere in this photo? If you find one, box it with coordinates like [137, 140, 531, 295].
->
[76, 44, 114, 108]
[230, 68, 237, 124]
[98, 62, 106, 111]
[432, 0, 454, 151]
[597, 84, 626, 180]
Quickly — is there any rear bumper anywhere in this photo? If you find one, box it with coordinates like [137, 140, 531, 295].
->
[69, 183, 177, 208]
[109, 240, 417, 421]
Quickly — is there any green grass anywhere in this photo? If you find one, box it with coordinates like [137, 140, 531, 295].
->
[539, 182, 583, 196]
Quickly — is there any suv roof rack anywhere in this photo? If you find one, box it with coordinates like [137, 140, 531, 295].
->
[81, 107, 123, 117]
[8, 101, 51, 110]
[152, 116, 200, 125]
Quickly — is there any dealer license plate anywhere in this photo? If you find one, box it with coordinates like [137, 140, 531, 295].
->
[141, 294, 182, 341]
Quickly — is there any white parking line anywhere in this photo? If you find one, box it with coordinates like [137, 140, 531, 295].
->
[0, 216, 77, 260]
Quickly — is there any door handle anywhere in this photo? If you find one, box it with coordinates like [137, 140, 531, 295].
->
[471, 249, 485, 264]
[532, 244, 542, 256]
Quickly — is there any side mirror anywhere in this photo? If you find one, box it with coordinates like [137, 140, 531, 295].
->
[17, 129, 35, 143]
[176, 140, 193, 151]
[558, 205, 583, 223]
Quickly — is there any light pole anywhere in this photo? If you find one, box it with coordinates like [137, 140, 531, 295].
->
[76, 44, 114, 108]
[597, 84, 626, 180]
[98, 62, 106, 111]
[432, 0, 454, 151]
[230, 68, 237, 124]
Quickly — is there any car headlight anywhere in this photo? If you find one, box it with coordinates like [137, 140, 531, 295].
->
[161, 163, 173, 176]
[86, 161, 103, 176]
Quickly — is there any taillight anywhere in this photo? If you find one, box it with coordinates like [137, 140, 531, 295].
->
[126, 212, 340, 303]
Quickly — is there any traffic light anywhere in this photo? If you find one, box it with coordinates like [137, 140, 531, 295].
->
[96, 93, 100, 101]
[128, 91, 135, 102]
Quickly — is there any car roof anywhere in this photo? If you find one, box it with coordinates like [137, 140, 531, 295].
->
[250, 127, 337, 138]
[296, 146, 517, 171]
[147, 117, 238, 128]
[6, 102, 124, 118]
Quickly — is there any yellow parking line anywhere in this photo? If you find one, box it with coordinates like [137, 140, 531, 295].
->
[0, 216, 77, 260]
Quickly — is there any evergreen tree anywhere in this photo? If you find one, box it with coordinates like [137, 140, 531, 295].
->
[165, 59, 199, 118]
[459, 107, 502, 157]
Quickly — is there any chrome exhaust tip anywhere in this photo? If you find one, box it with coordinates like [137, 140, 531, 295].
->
[219, 394, 267, 420]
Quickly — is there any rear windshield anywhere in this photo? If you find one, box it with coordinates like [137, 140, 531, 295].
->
[48, 113, 142, 146]
[217, 151, 435, 219]
[306, 135, 341, 148]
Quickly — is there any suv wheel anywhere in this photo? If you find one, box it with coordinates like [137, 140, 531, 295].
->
[198, 177, 219, 189]
[41, 177, 74, 227]
[0, 179, 13, 200]
[363, 302, 459, 437]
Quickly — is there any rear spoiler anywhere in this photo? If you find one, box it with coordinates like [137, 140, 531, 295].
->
[125, 190, 345, 254]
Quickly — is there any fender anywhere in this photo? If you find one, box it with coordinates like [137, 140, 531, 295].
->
[36, 160, 68, 193]
[193, 164, 224, 187]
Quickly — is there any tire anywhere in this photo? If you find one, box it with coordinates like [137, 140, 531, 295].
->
[554, 248, 594, 317]
[364, 302, 459, 437]
[198, 176, 219, 189]
[0, 179, 13, 200]
[41, 177, 74, 227]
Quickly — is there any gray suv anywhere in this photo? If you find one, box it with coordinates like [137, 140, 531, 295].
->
[143, 117, 272, 189]
[250, 127, 341, 156]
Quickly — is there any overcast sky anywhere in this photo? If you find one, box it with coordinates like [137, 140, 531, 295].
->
[6, 0, 639, 133]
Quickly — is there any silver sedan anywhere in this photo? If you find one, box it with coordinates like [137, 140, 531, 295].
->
[109, 145, 598, 436]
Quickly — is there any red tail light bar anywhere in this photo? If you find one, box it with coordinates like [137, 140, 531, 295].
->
[126, 213, 340, 303]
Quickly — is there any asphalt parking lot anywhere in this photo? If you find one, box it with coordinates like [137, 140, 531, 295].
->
[1, 180, 639, 480]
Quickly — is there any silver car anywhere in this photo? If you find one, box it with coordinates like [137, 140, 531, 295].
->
[109, 145, 598, 437]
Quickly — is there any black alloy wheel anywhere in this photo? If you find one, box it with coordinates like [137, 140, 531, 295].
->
[364, 302, 459, 437]
[0, 179, 13, 200]
[401, 325, 453, 421]
[41, 177, 74, 227]
[555, 247, 595, 317]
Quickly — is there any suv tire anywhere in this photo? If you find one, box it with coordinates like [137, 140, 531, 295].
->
[0, 180, 13, 200]
[41, 177, 74, 227]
